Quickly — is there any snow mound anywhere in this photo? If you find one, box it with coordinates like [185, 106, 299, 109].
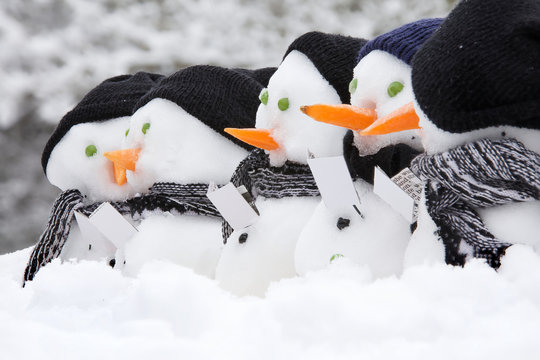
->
[1, 245, 540, 359]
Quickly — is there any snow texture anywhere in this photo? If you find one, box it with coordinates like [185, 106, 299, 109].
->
[2, 244, 540, 359]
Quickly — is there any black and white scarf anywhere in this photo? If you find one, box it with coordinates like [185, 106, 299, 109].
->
[222, 149, 320, 242]
[23, 182, 221, 284]
[411, 138, 540, 268]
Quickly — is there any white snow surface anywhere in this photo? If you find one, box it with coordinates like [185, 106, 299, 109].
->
[2, 243, 540, 359]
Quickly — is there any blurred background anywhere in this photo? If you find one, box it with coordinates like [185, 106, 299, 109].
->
[0, 0, 456, 254]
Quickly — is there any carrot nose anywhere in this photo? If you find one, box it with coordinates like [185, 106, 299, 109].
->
[300, 104, 377, 131]
[360, 102, 421, 136]
[103, 148, 141, 185]
[224, 128, 280, 151]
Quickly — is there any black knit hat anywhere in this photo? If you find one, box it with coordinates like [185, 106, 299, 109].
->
[357, 18, 443, 65]
[412, 0, 540, 133]
[233, 67, 277, 88]
[134, 65, 265, 150]
[283, 32, 367, 104]
[42, 71, 164, 174]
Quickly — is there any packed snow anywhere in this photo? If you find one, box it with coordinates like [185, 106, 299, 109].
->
[2, 244, 540, 359]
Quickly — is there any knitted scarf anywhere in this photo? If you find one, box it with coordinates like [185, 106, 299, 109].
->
[23, 182, 221, 284]
[222, 149, 320, 242]
[410, 138, 540, 268]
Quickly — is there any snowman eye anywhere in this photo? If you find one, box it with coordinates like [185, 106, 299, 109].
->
[142, 123, 150, 134]
[387, 81, 404, 97]
[278, 97, 289, 111]
[349, 78, 358, 94]
[125, 129, 129, 136]
[259, 89, 269, 105]
[85, 145, 97, 157]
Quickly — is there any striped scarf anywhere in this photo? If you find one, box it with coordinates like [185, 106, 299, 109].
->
[411, 138, 540, 268]
[23, 182, 221, 284]
[222, 149, 320, 242]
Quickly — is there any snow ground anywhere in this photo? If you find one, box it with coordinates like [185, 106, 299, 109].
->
[1, 245, 539, 360]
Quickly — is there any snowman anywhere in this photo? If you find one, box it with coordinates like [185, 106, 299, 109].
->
[217, 31, 367, 296]
[296, 19, 442, 278]
[104, 65, 267, 278]
[24, 72, 163, 283]
[360, 0, 540, 269]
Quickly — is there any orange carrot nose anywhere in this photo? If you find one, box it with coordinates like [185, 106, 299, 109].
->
[300, 104, 377, 131]
[104, 148, 141, 186]
[224, 128, 280, 151]
[360, 102, 421, 136]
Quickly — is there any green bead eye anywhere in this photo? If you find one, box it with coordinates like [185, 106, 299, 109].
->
[387, 81, 404, 97]
[125, 129, 129, 136]
[142, 123, 150, 134]
[278, 97, 289, 111]
[85, 145, 97, 157]
[349, 78, 358, 94]
[260, 89, 269, 105]
[330, 254, 344, 263]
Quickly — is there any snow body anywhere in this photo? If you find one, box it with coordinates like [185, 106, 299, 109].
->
[216, 50, 348, 296]
[120, 97, 249, 278]
[45, 116, 136, 263]
[46, 117, 136, 201]
[404, 103, 540, 267]
[296, 50, 420, 277]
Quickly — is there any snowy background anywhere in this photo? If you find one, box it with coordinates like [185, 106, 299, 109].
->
[0, 0, 456, 254]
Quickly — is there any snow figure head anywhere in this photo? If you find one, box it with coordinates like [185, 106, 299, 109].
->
[225, 32, 367, 166]
[303, 19, 442, 155]
[107, 66, 262, 193]
[361, 0, 540, 154]
[42, 72, 163, 201]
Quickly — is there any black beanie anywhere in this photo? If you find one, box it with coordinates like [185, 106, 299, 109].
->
[412, 0, 540, 133]
[133, 65, 264, 150]
[283, 32, 367, 104]
[233, 67, 277, 88]
[41, 71, 164, 174]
